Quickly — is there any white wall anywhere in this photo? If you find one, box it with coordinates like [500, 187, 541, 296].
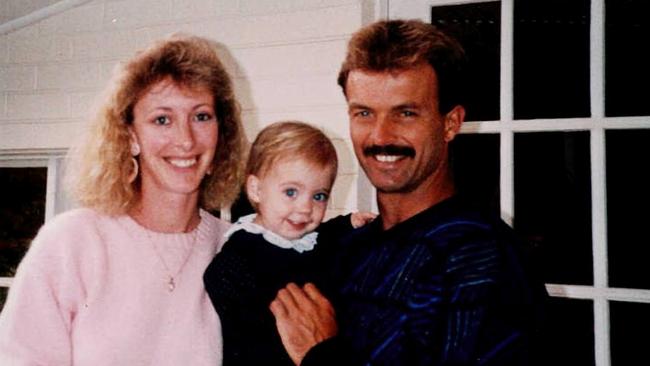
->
[0, 0, 62, 24]
[0, 0, 383, 216]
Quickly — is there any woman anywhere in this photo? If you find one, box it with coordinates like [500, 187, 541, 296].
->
[0, 34, 246, 365]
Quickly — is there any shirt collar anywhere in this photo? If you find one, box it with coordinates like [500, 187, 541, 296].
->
[224, 213, 318, 253]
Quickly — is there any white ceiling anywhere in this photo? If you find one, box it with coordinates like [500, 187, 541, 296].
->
[1, 0, 62, 24]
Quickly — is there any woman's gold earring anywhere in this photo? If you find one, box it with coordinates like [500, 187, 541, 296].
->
[128, 141, 141, 183]
[128, 157, 139, 183]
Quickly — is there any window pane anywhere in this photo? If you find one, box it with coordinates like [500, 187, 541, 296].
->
[513, 0, 590, 119]
[605, 0, 650, 117]
[514, 132, 592, 285]
[540, 297, 595, 366]
[430, 1, 500, 122]
[606, 129, 650, 289]
[0, 168, 47, 278]
[450, 133, 500, 215]
[610, 301, 650, 366]
[0, 287, 7, 313]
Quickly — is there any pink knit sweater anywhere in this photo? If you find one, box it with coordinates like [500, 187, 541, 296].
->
[0, 208, 229, 365]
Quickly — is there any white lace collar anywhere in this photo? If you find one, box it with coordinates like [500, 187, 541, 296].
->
[224, 214, 318, 253]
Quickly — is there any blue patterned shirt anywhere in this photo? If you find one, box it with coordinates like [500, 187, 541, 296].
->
[303, 196, 546, 366]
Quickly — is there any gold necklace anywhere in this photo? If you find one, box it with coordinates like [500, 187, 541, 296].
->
[146, 228, 199, 292]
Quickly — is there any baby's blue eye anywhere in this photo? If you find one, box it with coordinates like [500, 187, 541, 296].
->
[284, 188, 297, 198]
[313, 192, 328, 202]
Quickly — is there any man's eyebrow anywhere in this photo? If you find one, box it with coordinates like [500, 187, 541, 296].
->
[393, 103, 419, 110]
[348, 102, 369, 109]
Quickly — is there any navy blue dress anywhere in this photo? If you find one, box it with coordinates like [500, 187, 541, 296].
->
[203, 215, 353, 366]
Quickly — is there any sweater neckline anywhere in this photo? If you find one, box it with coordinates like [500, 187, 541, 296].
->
[119, 209, 215, 247]
[372, 195, 462, 237]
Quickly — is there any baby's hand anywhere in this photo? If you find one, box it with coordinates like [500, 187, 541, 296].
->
[350, 212, 377, 228]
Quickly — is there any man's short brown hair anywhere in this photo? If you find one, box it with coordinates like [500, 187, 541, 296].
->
[338, 19, 466, 114]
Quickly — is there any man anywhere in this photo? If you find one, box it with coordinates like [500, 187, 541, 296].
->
[270, 19, 546, 365]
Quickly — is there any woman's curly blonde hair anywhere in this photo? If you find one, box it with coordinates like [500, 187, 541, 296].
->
[67, 34, 246, 215]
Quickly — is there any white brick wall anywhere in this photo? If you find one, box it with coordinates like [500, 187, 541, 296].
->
[0, 36, 7, 64]
[37, 63, 103, 90]
[170, 0, 239, 20]
[7, 92, 69, 120]
[6, 26, 73, 63]
[0, 2, 7, 25]
[38, 3, 105, 35]
[0, 0, 379, 213]
[0, 66, 36, 91]
[0, 120, 87, 151]
[2, 0, 61, 23]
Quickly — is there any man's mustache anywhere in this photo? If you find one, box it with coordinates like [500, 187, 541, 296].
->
[363, 145, 415, 158]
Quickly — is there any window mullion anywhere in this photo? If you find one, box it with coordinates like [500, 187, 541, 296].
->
[500, 0, 514, 123]
[594, 298, 611, 366]
[591, 129, 609, 366]
[500, 0, 514, 225]
[591, 128, 608, 290]
[45, 157, 58, 222]
[591, 0, 605, 119]
[0, 278, 12, 287]
[590, 0, 610, 365]
[499, 131, 514, 226]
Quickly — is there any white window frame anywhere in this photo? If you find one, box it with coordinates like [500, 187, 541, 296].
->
[385, 1, 650, 365]
[0, 149, 69, 288]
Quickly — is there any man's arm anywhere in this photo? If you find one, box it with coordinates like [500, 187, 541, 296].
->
[269, 283, 338, 365]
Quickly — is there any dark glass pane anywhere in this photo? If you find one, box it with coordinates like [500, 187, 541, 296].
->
[610, 301, 650, 366]
[0, 168, 47, 277]
[0, 287, 7, 313]
[606, 129, 650, 289]
[605, 0, 650, 117]
[514, 0, 590, 119]
[514, 132, 592, 285]
[539, 297, 595, 366]
[430, 2, 500, 122]
[450, 133, 500, 215]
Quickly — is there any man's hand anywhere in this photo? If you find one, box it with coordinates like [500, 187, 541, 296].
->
[351, 211, 377, 228]
[270, 282, 338, 365]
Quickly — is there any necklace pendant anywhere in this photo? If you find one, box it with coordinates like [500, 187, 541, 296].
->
[168, 277, 175, 292]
